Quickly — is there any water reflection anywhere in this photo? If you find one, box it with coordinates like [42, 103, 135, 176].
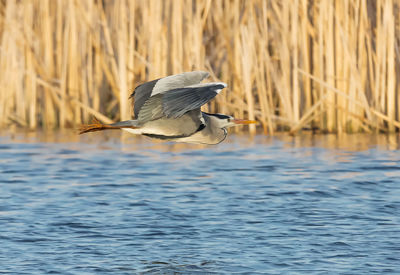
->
[2, 129, 399, 151]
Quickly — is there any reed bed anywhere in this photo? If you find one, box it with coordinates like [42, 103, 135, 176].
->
[0, 0, 399, 134]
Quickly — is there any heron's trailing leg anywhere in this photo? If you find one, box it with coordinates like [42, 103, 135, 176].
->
[79, 117, 138, 134]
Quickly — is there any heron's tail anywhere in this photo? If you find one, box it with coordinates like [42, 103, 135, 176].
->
[79, 117, 139, 134]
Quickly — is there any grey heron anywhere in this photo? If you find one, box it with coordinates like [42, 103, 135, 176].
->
[79, 71, 257, 145]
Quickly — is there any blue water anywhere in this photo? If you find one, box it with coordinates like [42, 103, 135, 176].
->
[1, 133, 400, 274]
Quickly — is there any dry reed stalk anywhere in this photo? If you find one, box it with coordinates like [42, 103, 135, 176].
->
[0, 0, 399, 134]
[298, 68, 400, 129]
[117, 0, 129, 121]
[40, 0, 57, 129]
[239, 22, 256, 134]
[289, 95, 329, 135]
[36, 77, 113, 125]
[291, 0, 300, 123]
[254, 0, 273, 134]
[384, 0, 396, 132]
[59, 0, 67, 128]
[334, 0, 346, 133]
[299, 0, 311, 115]
[325, 1, 336, 132]
[277, 0, 294, 125]
[23, 1, 36, 129]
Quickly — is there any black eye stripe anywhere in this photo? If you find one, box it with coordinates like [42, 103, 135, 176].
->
[203, 112, 231, 119]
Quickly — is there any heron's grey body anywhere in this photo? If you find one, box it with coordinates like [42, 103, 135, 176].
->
[121, 111, 227, 145]
[80, 71, 255, 145]
[121, 71, 228, 144]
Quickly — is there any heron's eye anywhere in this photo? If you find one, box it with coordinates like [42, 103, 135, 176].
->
[227, 118, 231, 122]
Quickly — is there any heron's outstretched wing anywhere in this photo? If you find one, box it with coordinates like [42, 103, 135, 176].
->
[162, 83, 226, 118]
[130, 78, 159, 119]
[137, 82, 227, 122]
[130, 71, 209, 118]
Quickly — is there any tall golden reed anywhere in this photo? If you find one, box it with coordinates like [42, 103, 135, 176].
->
[0, 0, 399, 134]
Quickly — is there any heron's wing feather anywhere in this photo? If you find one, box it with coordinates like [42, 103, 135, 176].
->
[162, 83, 226, 118]
[130, 71, 209, 118]
[129, 79, 159, 118]
[137, 95, 164, 122]
[137, 83, 226, 122]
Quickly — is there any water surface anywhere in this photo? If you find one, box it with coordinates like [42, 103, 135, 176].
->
[1, 132, 400, 274]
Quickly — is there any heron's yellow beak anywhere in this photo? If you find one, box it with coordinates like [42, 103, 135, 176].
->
[232, 119, 258, 125]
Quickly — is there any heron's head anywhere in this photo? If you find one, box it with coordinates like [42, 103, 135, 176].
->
[207, 113, 258, 129]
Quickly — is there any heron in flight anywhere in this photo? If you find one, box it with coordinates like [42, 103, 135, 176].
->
[79, 71, 256, 145]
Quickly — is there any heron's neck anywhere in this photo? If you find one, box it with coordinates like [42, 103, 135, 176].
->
[203, 114, 227, 144]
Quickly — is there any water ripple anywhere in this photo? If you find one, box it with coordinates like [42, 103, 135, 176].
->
[0, 135, 399, 273]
